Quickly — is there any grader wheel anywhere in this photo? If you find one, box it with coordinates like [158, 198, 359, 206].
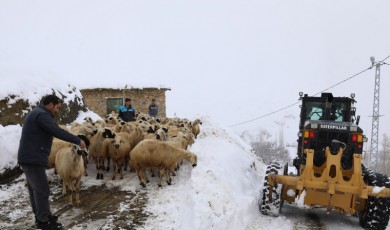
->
[260, 161, 284, 216]
[359, 167, 390, 230]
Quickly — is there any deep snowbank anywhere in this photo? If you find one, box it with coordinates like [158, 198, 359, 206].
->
[141, 119, 265, 229]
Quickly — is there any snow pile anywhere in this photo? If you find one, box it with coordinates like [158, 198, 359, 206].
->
[134, 118, 265, 229]
[0, 125, 22, 172]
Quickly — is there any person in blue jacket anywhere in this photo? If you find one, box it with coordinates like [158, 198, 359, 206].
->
[18, 94, 86, 230]
[118, 98, 136, 122]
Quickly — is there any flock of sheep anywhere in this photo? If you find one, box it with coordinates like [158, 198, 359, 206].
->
[49, 112, 202, 206]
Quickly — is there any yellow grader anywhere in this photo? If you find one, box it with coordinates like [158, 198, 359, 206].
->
[260, 93, 390, 230]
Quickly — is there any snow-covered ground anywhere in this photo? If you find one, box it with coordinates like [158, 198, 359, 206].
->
[1, 112, 389, 229]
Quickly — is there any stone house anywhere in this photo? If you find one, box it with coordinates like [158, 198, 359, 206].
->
[80, 87, 171, 118]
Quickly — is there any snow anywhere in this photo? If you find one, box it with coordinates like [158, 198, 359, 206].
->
[287, 189, 296, 197]
[2, 78, 84, 106]
[143, 122, 263, 230]
[0, 124, 22, 172]
[295, 190, 307, 208]
[372, 186, 386, 194]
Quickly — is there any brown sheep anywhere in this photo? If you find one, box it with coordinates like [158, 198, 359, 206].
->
[130, 139, 197, 188]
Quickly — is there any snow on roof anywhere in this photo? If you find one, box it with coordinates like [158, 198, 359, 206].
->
[2, 77, 170, 107]
[2, 77, 82, 105]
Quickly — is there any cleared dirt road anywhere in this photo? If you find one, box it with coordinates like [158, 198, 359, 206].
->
[0, 171, 152, 230]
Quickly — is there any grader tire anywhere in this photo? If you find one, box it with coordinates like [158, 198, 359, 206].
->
[359, 167, 390, 230]
[260, 161, 284, 216]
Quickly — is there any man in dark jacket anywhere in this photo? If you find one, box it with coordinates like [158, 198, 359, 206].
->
[148, 99, 158, 118]
[118, 98, 135, 122]
[18, 94, 86, 230]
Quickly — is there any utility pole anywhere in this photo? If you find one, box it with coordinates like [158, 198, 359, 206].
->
[369, 56, 384, 171]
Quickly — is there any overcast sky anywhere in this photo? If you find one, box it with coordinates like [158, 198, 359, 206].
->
[1, 0, 390, 152]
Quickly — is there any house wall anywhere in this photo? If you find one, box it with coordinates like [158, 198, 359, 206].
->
[80, 88, 169, 118]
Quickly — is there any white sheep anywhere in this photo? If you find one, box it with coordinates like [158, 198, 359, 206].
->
[184, 133, 195, 149]
[68, 124, 96, 176]
[89, 128, 116, 179]
[130, 139, 198, 188]
[70, 122, 97, 138]
[48, 134, 90, 172]
[137, 120, 155, 134]
[167, 125, 180, 138]
[48, 139, 70, 170]
[83, 116, 94, 125]
[55, 145, 86, 206]
[191, 119, 202, 139]
[114, 120, 127, 133]
[123, 126, 144, 172]
[121, 122, 136, 133]
[107, 132, 131, 180]
[167, 132, 194, 150]
[94, 119, 106, 129]
[144, 133, 157, 140]
[127, 126, 145, 149]
[155, 128, 168, 141]
[105, 113, 118, 126]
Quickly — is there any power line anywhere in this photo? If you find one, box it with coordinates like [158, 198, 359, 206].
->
[382, 54, 390, 62]
[228, 101, 300, 127]
[311, 67, 372, 96]
[229, 55, 390, 127]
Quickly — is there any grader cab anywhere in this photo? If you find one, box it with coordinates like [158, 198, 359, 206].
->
[260, 92, 390, 230]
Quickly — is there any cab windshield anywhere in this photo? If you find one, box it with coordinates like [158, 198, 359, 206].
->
[305, 101, 347, 122]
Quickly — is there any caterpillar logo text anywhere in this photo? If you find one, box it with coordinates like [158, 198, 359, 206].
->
[320, 124, 347, 131]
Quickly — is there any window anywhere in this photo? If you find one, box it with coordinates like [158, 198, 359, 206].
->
[306, 102, 325, 120]
[331, 102, 346, 122]
[106, 98, 123, 115]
